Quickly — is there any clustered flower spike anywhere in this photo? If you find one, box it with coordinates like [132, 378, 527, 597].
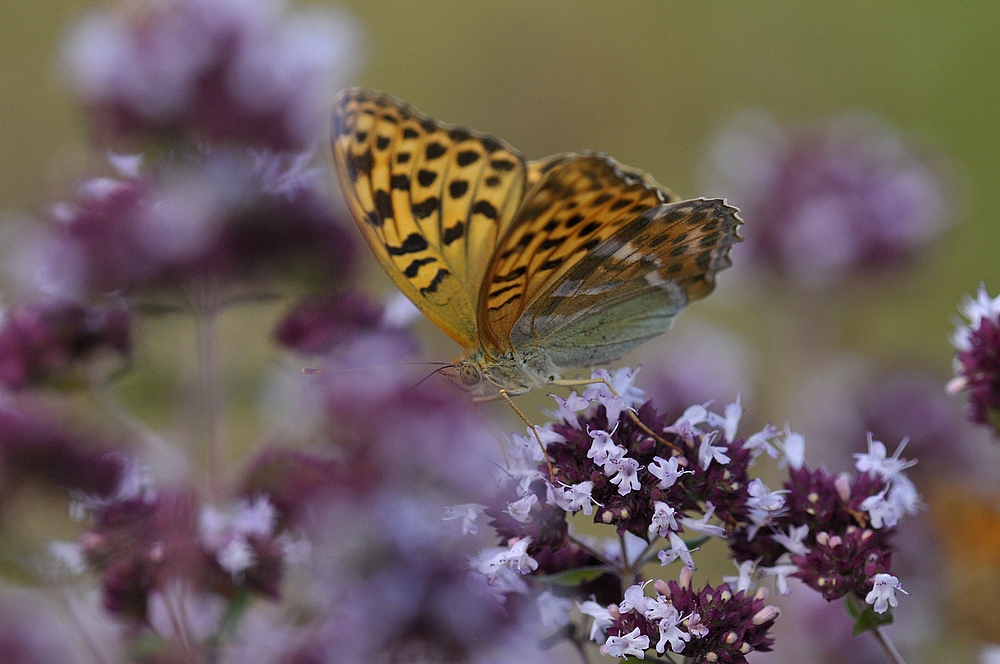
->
[949, 284, 1000, 435]
[468, 368, 919, 661]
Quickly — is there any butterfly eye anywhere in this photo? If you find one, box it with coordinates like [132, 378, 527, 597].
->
[460, 364, 481, 386]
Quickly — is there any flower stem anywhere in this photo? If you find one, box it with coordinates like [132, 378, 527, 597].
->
[195, 291, 225, 502]
[870, 626, 907, 664]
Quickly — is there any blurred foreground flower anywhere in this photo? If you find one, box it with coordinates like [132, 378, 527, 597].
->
[63, 0, 361, 150]
[41, 150, 354, 300]
[705, 111, 952, 290]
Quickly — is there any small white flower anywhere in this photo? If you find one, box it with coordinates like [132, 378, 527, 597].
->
[860, 489, 902, 529]
[686, 612, 709, 639]
[654, 605, 691, 654]
[217, 538, 256, 575]
[777, 424, 806, 469]
[697, 431, 730, 470]
[657, 532, 695, 569]
[586, 367, 645, 408]
[865, 573, 908, 614]
[537, 590, 574, 629]
[746, 478, 787, 512]
[587, 427, 620, 467]
[680, 502, 726, 537]
[887, 475, 923, 516]
[745, 423, 781, 459]
[706, 395, 742, 442]
[555, 391, 591, 429]
[648, 455, 690, 489]
[854, 434, 916, 480]
[442, 503, 485, 535]
[619, 583, 652, 614]
[578, 600, 614, 642]
[649, 501, 678, 538]
[48, 540, 86, 575]
[506, 538, 538, 574]
[598, 393, 625, 424]
[773, 524, 810, 555]
[602, 627, 649, 659]
[670, 403, 710, 433]
[723, 559, 756, 593]
[609, 456, 641, 495]
[548, 481, 596, 515]
[953, 285, 1000, 351]
[759, 557, 798, 595]
[505, 493, 537, 523]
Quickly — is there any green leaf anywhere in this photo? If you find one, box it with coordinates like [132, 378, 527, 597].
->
[534, 565, 610, 586]
[847, 599, 894, 637]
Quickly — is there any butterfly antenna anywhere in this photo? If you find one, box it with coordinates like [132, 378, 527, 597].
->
[410, 364, 451, 390]
[302, 361, 448, 376]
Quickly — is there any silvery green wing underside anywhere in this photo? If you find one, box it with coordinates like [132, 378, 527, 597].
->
[508, 198, 741, 369]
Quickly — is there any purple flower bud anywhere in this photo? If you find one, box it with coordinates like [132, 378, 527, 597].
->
[42, 150, 355, 297]
[274, 294, 385, 355]
[0, 299, 130, 390]
[62, 0, 361, 150]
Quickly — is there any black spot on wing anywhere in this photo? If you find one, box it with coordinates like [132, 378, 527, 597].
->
[375, 136, 390, 150]
[449, 180, 469, 198]
[355, 131, 368, 142]
[443, 222, 465, 245]
[481, 137, 503, 153]
[404, 256, 436, 278]
[417, 169, 437, 186]
[564, 213, 585, 228]
[412, 197, 440, 219]
[419, 268, 450, 295]
[456, 150, 480, 167]
[484, 176, 501, 188]
[390, 174, 411, 191]
[472, 200, 499, 219]
[493, 266, 527, 283]
[488, 292, 521, 311]
[578, 221, 601, 236]
[490, 158, 517, 172]
[403, 128, 419, 139]
[396, 153, 412, 164]
[346, 150, 374, 182]
[448, 128, 472, 142]
[425, 142, 447, 160]
[386, 233, 429, 256]
[539, 258, 563, 271]
[488, 283, 518, 298]
[374, 190, 393, 221]
[539, 236, 566, 250]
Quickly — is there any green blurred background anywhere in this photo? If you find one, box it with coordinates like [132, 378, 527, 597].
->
[2, 3, 999, 660]
[3, 0, 998, 373]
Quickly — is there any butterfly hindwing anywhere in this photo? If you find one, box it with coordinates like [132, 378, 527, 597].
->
[331, 88, 527, 348]
[510, 198, 741, 368]
[476, 153, 679, 352]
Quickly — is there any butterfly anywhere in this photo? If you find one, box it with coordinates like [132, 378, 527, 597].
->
[330, 88, 740, 399]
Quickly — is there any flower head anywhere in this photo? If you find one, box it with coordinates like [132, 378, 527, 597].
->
[950, 285, 1000, 435]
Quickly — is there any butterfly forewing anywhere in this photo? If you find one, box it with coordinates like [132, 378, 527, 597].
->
[476, 153, 680, 352]
[331, 88, 527, 348]
[510, 198, 741, 368]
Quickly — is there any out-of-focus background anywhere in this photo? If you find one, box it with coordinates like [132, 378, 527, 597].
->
[2, 2, 999, 662]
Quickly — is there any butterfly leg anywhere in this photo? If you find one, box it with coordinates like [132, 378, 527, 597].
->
[548, 377, 681, 454]
[473, 390, 556, 479]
